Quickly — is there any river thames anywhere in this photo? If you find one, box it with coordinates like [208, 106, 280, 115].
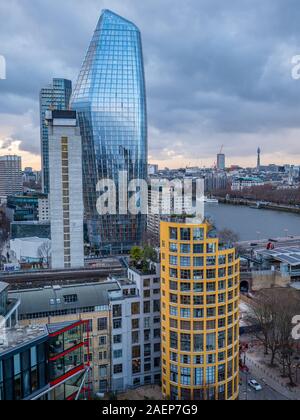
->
[205, 203, 300, 241]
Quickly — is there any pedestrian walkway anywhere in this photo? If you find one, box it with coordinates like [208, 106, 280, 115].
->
[245, 354, 300, 400]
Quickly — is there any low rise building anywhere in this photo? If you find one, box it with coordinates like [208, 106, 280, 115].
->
[6, 194, 47, 222]
[9, 280, 120, 395]
[255, 246, 300, 285]
[0, 320, 89, 400]
[8, 264, 162, 396]
[231, 177, 264, 191]
[109, 265, 162, 392]
[10, 221, 51, 240]
[10, 237, 51, 266]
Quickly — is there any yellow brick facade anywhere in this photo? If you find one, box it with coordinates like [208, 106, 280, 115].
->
[18, 310, 111, 393]
[160, 220, 240, 400]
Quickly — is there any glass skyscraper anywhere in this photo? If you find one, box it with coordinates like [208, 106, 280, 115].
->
[40, 78, 72, 194]
[71, 10, 148, 254]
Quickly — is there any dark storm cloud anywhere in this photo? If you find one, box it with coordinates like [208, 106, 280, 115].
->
[0, 0, 300, 162]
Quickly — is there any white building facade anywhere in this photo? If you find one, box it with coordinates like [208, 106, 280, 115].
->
[109, 265, 162, 392]
[38, 197, 50, 222]
[46, 110, 84, 269]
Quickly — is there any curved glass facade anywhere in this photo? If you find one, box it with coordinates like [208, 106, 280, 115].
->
[71, 10, 147, 254]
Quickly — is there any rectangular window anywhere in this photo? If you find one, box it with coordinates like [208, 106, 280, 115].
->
[170, 332, 178, 349]
[181, 367, 191, 385]
[181, 334, 191, 352]
[132, 331, 139, 344]
[113, 319, 122, 330]
[207, 243, 216, 253]
[132, 319, 139, 330]
[132, 346, 141, 358]
[113, 335, 122, 344]
[194, 257, 204, 268]
[169, 228, 178, 240]
[206, 333, 216, 351]
[180, 257, 191, 267]
[180, 308, 191, 319]
[180, 228, 191, 241]
[114, 364, 123, 375]
[98, 318, 108, 331]
[113, 305, 122, 318]
[194, 368, 204, 386]
[144, 301, 151, 314]
[193, 244, 204, 254]
[99, 336, 107, 346]
[170, 306, 178, 316]
[180, 282, 191, 292]
[170, 255, 178, 266]
[193, 228, 204, 241]
[170, 281, 178, 291]
[131, 302, 140, 315]
[194, 296, 204, 305]
[180, 244, 191, 254]
[180, 295, 191, 305]
[170, 242, 178, 252]
[180, 270, 191, 280]
[194, 334, 204, 352]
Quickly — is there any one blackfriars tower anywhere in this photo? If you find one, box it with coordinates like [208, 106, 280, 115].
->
[71, 10, 148, 254]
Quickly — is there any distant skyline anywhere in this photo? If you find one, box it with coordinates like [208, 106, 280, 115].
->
[1, 0, 300, 170]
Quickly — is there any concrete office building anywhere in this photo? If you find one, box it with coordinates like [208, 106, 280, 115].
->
[46, 110, 84, 269]
[0, 155, 23, 198]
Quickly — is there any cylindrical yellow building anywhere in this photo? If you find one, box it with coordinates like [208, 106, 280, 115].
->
[160, 218, 240, 400]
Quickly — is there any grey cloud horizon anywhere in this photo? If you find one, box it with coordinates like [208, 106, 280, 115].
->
[1, 0, 300, 168]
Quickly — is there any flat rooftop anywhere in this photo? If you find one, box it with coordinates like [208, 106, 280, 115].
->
[257, 247, 300, 266]
[0, 325, 48, 356]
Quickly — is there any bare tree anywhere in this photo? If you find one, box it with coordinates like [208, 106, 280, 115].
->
[218, 228, 240, 247]
[216, 184, 300, 207]
[277, 292, 300, 386]
[38, 241, 52, 269]
[248, 289, 300, 384]
[247, 290, 282, 364]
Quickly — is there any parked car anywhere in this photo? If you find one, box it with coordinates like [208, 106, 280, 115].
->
[248, 380, 262, 391]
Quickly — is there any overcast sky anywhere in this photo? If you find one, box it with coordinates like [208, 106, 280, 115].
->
[1, 0, 300, 169]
